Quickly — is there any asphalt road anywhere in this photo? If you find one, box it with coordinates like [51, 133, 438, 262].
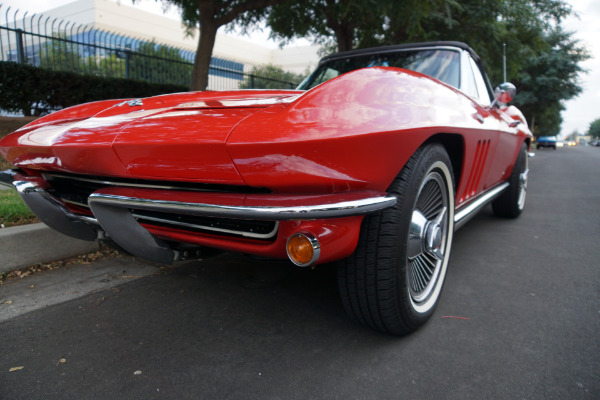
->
[1, 145, 599, 399]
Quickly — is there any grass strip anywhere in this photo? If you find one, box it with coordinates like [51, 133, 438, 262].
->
[0, 189, 38, 227]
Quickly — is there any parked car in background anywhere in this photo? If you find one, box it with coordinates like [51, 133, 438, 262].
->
[536, 135, 558, 149]
[0, 41, 532, 335]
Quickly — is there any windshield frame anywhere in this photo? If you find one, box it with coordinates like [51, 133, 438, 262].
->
[297, 45, 465, 91]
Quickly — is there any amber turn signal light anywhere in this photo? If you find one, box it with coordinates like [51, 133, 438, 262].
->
[286, 232, 320, 267]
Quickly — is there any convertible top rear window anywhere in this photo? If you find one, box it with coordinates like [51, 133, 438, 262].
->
[298, 49, 460, 90]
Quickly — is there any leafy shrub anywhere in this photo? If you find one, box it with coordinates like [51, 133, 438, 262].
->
[0, 61, 188, 116]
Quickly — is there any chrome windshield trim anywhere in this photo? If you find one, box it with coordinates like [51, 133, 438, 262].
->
[88, 193, 397, 220]
[454, 182, 509, 229]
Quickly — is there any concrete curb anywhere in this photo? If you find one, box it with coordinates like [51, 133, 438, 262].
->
[0, 223, 99, 273]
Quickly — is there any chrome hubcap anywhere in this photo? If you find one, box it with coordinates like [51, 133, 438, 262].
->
[408, 208, 446, 261]
[407, 172, 449, 303]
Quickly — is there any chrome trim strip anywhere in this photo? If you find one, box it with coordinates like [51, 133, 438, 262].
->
[132, 213, 280, 239]
[79, 215, 99, 225]
[63, 197, 279, 239]
[63, 198, 92, 209]
[88, 193, 397, 220]
[454, 182, 509, 230]
[42, 172, 241, 193]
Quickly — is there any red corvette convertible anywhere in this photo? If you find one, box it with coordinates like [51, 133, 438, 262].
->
[0, 42, 531, 335]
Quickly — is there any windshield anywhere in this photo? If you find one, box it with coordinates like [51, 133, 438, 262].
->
[297, 49, 460, 90]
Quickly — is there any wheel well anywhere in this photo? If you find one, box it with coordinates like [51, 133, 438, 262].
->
[423, 134, 464, 191]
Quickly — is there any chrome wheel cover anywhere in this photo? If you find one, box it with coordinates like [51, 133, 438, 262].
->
[407, 161, 454, 313]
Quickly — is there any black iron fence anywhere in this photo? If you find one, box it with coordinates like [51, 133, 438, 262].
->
[0, 5, 297, 90]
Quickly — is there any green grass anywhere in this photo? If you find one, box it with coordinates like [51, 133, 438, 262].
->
[1, 117, 40, 226]
[0, 189, 38, 227]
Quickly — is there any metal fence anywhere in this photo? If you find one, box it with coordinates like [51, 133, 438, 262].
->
[0, 5, 297, 90]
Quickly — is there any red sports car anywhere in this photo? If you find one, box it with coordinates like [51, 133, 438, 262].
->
[0, 42, 531, 335]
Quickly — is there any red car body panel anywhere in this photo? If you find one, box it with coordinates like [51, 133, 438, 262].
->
[2, 68, 527, 194]
[146, 216, 363, 264]
[0, 61, 531, 266]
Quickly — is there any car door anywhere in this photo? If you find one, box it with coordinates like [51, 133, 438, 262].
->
[456, 52, 521, 205]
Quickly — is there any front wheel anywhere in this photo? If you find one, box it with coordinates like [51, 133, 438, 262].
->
[338, 143, 455, 335]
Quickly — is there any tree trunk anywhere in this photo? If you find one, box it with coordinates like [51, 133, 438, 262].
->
[335, 27, 354, 52]
[191, 21, 218, 91]
[189, 0, 290, 91]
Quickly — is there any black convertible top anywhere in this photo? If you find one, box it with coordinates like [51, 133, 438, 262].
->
[319, 41, 481, 64]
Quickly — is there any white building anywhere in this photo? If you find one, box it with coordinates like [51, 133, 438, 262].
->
[32, 0, 320, 75]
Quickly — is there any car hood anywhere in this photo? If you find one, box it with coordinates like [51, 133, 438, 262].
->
[0, 90, 302, 184]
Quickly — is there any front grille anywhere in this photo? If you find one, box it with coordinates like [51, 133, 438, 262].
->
[44, 174, 103, 209]
[134, 210, 278, 239]
[43, 172, 270, 208]
[42, 172, 277, 240]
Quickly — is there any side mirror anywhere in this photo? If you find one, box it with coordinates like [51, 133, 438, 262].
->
[491, 82, 516, 108]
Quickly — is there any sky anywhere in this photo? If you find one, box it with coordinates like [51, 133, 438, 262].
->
[1, 0, 599, 137]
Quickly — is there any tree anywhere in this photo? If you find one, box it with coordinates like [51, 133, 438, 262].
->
[153, 0, 290, 91]
[39, 35, 84, 73]
[127, 42, 193, 86]
[411, 0, 573, 82]
[267, 0, 587, 136]
[588, 118, 600, 139]
[94, 52, 125, 78]
[369, 0, 460, 48]
[266, 0, 456, 53]
[266, 0, 386, 52]
[239, 64, 304, 89]
[511, 28, 588, 136]
[413, 0, 588, 136]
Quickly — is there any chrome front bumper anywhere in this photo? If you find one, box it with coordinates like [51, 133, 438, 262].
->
[1, 169, 396, 264]
[1, 169, 98, 241]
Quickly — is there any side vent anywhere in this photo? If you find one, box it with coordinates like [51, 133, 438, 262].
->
[463, 139, 490, 200]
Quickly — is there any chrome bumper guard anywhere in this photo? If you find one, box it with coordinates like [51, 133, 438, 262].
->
[2, 169, 98, 241]
[2, 169, 396, 264]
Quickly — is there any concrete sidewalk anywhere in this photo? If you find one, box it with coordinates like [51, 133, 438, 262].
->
[0, 223, 99, 273]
